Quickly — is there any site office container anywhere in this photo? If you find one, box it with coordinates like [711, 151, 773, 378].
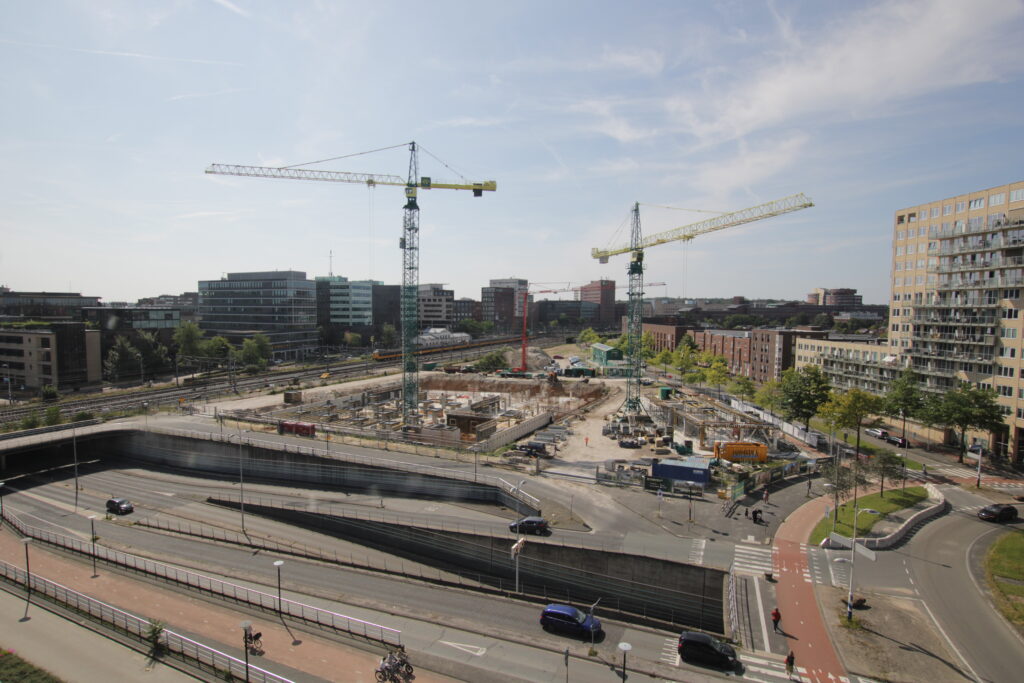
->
[278, 420, 317, 437]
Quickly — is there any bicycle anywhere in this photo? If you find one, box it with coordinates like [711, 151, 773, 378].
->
[245, 631, 263, 652]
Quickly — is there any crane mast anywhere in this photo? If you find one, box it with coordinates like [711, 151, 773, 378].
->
[206, 142, 495, 426]
[593, 193, 813, 417]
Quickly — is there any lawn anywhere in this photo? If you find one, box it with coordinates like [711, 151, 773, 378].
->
[808, 486, 929, 546]
[986, 531, 1024, 629]
[0, 648, 63, 682]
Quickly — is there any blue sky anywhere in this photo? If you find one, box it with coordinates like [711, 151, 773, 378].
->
[3, 0, 1023, 306]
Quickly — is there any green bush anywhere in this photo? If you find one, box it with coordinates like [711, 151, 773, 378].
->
[44, 406, 62, 426]
[20, 412, 41, 430]
[72, 411, 95, 422]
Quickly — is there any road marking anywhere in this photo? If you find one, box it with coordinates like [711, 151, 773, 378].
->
[917, 599, 979, 682]
[438, 641, 486, 656]
[752, 574, 771, 652]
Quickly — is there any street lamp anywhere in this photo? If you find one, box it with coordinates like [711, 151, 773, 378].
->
[21, 537, 32, 598]
[72, 426, 79, 511]
[240, 620, 251, 682]
[233, 429, 247, 533]
[273, 560, 284, 613]
[143, 402, 149, 430]
[2, 363, 11, 405]
[0, 481, 5, 525]
[515, 479, 526, 517]
[89, 515, 98, 577]
[617, 642, 632, 682]
[844, 507, 878, 622]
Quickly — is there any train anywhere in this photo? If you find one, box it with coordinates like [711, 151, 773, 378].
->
[372, 330, 521, 361]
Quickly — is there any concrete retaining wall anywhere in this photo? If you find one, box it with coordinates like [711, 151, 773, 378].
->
[864, 484, 947, 550]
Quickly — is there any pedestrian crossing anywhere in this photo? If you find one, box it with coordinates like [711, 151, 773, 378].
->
[732, 542, 774, 576]
[687, 538, 706, 565]
[658, 639, 813, 681]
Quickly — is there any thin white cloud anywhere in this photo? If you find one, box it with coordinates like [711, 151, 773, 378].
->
[691, 133, 810, 198]
[668, 0, 1024, 144]
[568, 99, 657, 143]
[0, 38, 243, 66]
[599, 47, 664, 77]
[209, 0, 251, 19]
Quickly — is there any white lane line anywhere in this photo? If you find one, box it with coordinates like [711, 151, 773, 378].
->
[752, 574, 772, 652]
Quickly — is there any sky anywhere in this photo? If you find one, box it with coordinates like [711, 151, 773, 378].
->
[2, 0, 1024, 306]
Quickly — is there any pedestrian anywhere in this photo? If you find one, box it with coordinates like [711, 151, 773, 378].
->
[752, 509, 761, 524]
[744, 508, 750, 519]
[807, 478, 812, 496]
[763, 488, 770, 504]
[771, 607, 781, 632]
[584, 436, 589, 447]
[922, 463, 928, 478]
[785, 650, 795, 679]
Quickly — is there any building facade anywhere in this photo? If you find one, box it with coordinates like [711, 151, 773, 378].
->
[806, 288, 863, 307]
[452, 298, 480, 324]
[197, 271, 318, 360]
[481, 286, 515, 332]
[0, 288, 101, 319]
[80, 307, 180, 375]
[418, 284, 454, 329]
[534, 300, 599, 327]
[690, 330, 751, 376]
[577, 279, 616, 328]
[0, 322, 101, 393]
[489, 278, 529, 319]
[749, 328, 830, 383]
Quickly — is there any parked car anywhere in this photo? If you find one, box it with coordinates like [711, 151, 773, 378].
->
[977, 504, 1018, 523]
[539, 604, 602, 638]
[552, 355, 564, 359]
[968, 443, 987, 455]
[618, 438, 641, 449]
[865, 427, 889, 439]
[885, 435, 911, 448]
[677, 631, 739, 671]
[106, 497, 134, 515]
[509, 516, 550, 534]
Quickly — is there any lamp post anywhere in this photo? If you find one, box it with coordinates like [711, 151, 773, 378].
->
[72, 426, 79, 511]
[617, 642, 632, 682]
[21, 537, 32, 598]
[240, 620, 251, 682]
[273, 560, 284, 613]
[2, 363, 11, 405]
[234, 429, 247, 532]
[516, 479, 526, 517]
[89, 515, 98, 577]
[823, 483, 838, 532]
[143, 402, 149, 430]
[0, 481, 5, 525]
[845, 507, 879, 622]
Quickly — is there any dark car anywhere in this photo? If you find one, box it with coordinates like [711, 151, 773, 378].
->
[618, 438, 641, 449]
[509, 516, 550, 534]
[885, 435, 911, 448]
[540, 604, 601, 638]
[106, 497, 134, 515]
[677, 631, 738, 670]
[978, 504, 1018, 523]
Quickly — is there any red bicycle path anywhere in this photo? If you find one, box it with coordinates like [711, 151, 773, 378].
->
[772, 495, 846, 683]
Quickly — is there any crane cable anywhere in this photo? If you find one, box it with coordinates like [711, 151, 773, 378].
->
[281, 142, 411, 170]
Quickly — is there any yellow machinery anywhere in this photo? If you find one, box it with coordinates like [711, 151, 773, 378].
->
[714, 441, 768, 463]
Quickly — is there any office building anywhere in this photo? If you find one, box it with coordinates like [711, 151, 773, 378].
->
[0, 288, 101, 319]
[481, 286, 515, 332]
[197, 271, 318, 360]
[0, 321, 101, 392]
[418, 284, 454, 329]
[489, 278, 529, 319]
[806, 288, 863, 307]
[577, 279, 616, 328]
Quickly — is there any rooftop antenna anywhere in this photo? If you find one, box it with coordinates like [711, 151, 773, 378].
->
[329, 249, 333, 277]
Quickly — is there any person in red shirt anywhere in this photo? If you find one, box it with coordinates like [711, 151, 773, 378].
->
[771, 607, 781, 632]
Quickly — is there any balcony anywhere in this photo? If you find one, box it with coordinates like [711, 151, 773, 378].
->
[911, 315, 997, 326]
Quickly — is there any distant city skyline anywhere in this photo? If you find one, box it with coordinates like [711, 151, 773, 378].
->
[3, 1, 1023, 305]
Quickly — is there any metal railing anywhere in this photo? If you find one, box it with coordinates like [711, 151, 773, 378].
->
[0, 559, 291, 683]
[1, 507, 401, 646]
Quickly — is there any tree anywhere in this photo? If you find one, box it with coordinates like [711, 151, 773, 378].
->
[199, 336, 233, 359]
[578, 328, 601, 346]
[779, 366, 832, 429]
[869, 451, 905, 498]
[44, 405, 62, 426]
[379, 323, 398, 347]
[343, 331, 362, 347]
[784, 313, 809, 328]
[676, 334, 698, 353]
[811, 313, 834, 328]
[238, 338, 267, 370]
[104, 336, 141, 382]
[135, 331, 170, 378]
[173, 321, 204, 358]
[819, 388, 884, 503]
[933, 383, 1005, 465]
[755, 380, 783, 415]
[653, 349, 674, 375]
[475, 349, 508, 373]
[883, 368, 924, 441]
[729, 376, 756, 401]
[704, 358, 730, 399]
[640, 331, 657, 360]
[251, 333, 272, 360]
[820, 461, 861, 531]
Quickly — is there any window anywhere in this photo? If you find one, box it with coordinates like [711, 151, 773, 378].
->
[956, 201, 966, 212]
[1004, 289, 1020, 299]
[917, 259, 926, 268]
[990, 193, 1005, 206]
[969, 197, 985, 210]
[1000, 347, 1016, 358]
[1002, 308, 1019, 319]
[896, 246, 905, 256]
[943, 204, 953, 215]
[897, 215, 906, 224]
[998, 366, 1015, 377]
[998, 385, 1013, 397]
[907, 244, 916, 255]
[920, 226, 928, 237]
[931, 207, 940, 218]
[895, 277, 903, 286]
[916, 275, 925, 285]
[1011, 189, 1024, 202]
[897, 230, 905, 240]
[1001, 327, 1017, 339]
[909, 212, 917, 222]
[895, 262, 904, 271]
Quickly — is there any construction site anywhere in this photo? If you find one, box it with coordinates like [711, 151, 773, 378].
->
[229, 345, 607, 450]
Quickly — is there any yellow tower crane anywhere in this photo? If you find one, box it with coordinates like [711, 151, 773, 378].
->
[592, 193, 813, 415]
[206, 142, 496, 425]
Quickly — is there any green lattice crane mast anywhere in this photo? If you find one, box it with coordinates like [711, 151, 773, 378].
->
[591, 192, 814, 416]
[206, 142, 496, 425]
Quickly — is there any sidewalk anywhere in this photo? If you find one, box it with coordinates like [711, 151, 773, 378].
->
[0, 527, 457, 683]
[772, 496, 846, 683]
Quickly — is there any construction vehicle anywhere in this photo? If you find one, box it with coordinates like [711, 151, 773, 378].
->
[713, 441, 768, 463]
[207, 143, 495, 425]
[591, 194, 813, 417]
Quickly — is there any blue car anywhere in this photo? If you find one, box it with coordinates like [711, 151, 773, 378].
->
[540, 604, 602, 638]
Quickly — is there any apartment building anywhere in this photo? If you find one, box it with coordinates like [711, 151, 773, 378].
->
[800, 181, 1024, 464]
[0, 322, 101, 392]
[749, 328, 830, 383]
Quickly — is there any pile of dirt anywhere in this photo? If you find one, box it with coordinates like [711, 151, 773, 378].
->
[499, 345, 553, 371]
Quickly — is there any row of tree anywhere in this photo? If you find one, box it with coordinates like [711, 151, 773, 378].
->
[103, 322, 276, 382]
